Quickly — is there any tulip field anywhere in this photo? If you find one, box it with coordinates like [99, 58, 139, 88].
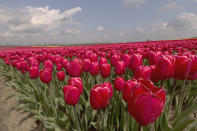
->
[0, 39, 197, 131]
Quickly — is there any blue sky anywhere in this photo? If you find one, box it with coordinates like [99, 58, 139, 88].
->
[0, 0, 197, 45]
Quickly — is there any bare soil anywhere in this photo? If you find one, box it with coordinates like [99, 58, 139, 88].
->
[0, 71, 37, 131]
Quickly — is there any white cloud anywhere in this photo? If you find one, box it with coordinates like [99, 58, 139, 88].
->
[136, 27, 145, 33]
[159, 2, 184, 12]
[0, 6, 82, 40]
[123, 0, 146, 8]
[120, 32, 126, 37]
[193, 0, 197, 2]
[96, 26, 104, 31]
[135, 12, 197, 40]
[66, 28, 80, 34]
[168, 12, 197, 32]
[1, 31, 13, 38]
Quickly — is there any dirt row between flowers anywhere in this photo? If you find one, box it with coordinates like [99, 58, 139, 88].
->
[0, 67, 43, 131]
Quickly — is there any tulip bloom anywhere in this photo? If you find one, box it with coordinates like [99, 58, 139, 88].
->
[121, 54, 130, 67]
[148, 51, 162, 65]
[90, 53, 98, 62]
[129, 54, 142, 71]
[114, 77, 124, 91]
[89, 62, 99, 76]
[154, 55, 174, 80]
[63, 85, 80, 106]
[150, 65, 160, 82]
[21, 61, 29, 74]
[82, 59, 91, 72]
[62, 59, 69, 69]
[134, 66, 151, 80]
[90, 85, 110, 110]
[56, 71, 65, 81]
[44, 60, 53, 72]
[56, 63, 62, 71]
[115, 61, 126, 76]
[16, 62, 22, 70]
[174, 55, 191, 80]
[127, 79, 166, 126]
[4, 60, 10, 65]
[11, 60, 17, 67]
[99, 57, 108, 68]
[111, 54, 120, 66]
[122, 79, 138, 102]
[187, 55, 197, 80]
[68, 77, 83, 95]
[100, 63, 111, 78]
[40, 68, 52, 84]
[102, 82, 113, 99]
[67, 59, 83, 77]
[29, 66, 39, 79]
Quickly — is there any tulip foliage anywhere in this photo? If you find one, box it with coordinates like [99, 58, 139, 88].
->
[0, 39, 197, 131]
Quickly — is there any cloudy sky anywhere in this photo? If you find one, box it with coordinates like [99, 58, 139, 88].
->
[0, 0, 197, 45]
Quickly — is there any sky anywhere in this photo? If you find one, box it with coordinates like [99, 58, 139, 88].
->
[0, 0, 197, 45]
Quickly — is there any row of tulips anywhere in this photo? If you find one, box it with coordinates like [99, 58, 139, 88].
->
[0, 39, 197, 131]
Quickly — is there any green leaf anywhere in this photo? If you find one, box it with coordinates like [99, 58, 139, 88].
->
[90, 122, 96, 128]
[173, 119, 195, 131]
[103, 114, 108, 128]
[17, 104, 39, 115]
[133, 121, 139, 131]
[85, 107, 93, 121]
[160, 113, 172, 131]
[142, 126, 150, 131]
[173, 102, 197, 127]
[187, 120, 197, 130]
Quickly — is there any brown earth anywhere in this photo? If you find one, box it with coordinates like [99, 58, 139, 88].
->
[0, 70, 38, 131]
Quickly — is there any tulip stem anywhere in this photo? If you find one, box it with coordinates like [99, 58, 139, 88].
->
[97, 110, 102, 131]
[160, 80, 164, 88]
[168, 79, 176, 118]
[138, 124, 141, 131]
[177, 80, 186, 115]
[74, 105, 81, 131]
